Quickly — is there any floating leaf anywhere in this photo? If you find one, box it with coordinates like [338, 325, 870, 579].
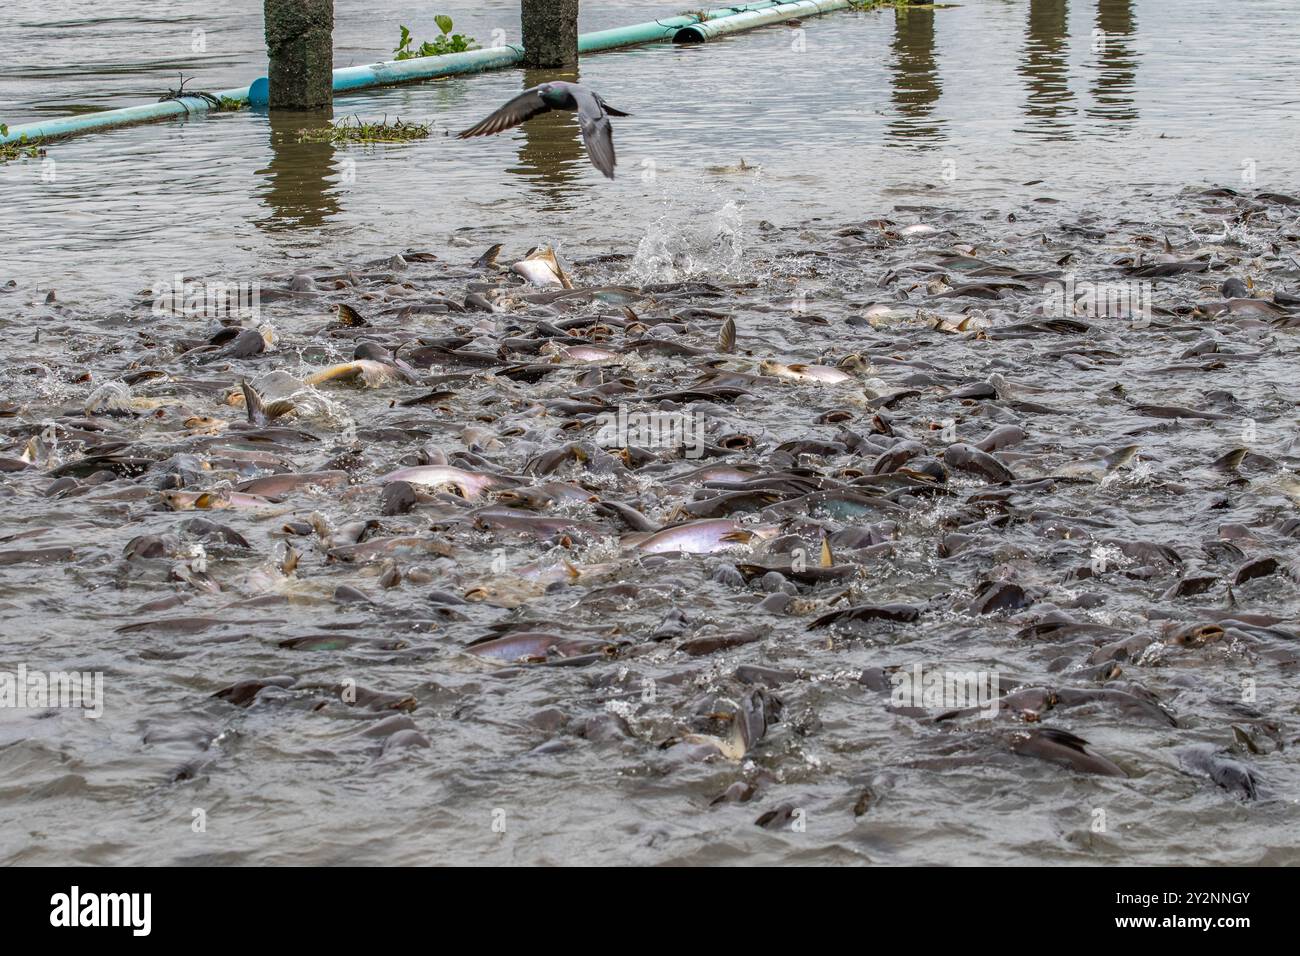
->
[434, 15, 453, 35]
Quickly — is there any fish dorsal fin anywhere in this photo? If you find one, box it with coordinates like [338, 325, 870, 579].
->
[264, 399, 296, 421]
[1212, 447, 1247, 472]
[1103, 444, 1140, 471]
[240, 378, 267, 425]
[1035, 727, 1090, 752]
[473, 243, 503, 270]
[718, 316, 736, 353]
[337, 303, 367, 327]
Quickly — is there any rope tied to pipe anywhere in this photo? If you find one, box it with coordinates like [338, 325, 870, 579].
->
[157, 74, 223, 113]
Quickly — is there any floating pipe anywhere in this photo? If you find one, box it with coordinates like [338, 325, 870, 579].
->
[0, 85, 253, 144]
[674, 0, 858, 42]
[576, 2, 783, 52]
[0, 2, 844, 146]
[329, 45, 525, 96]
[326, 3, 793, 95]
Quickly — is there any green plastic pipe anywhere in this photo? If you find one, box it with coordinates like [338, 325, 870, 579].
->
[675, 0, 858, 42]
[0, 2, 836, 146]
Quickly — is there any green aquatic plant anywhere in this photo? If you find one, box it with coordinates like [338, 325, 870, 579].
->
[296, 115, 432, 146]
[0, 126, 45, 162]
[218, 96, 245, 112]
[393, 16, 479, 60]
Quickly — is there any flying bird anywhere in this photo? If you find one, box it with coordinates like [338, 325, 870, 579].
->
[457, 81, 630, 179]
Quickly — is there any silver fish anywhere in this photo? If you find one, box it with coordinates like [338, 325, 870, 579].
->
[380, 465, 513, 500]
[511, 246, 573, 289]
[631, 519, 778, 555]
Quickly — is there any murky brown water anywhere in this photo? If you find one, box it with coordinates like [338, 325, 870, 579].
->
[1, 0, 1299, 865]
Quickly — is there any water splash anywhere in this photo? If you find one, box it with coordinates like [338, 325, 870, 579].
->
[83, 380, 132, 415]
[626, 200, 748, 283]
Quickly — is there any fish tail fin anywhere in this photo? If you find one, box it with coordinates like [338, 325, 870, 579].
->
[555, 259, 575, 290]
[21, 435, 47, 465]
[723, 715, 748, 760]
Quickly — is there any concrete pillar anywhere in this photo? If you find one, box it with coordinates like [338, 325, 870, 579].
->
[265, 0, 334, 110]
[521, 0, 579, 69]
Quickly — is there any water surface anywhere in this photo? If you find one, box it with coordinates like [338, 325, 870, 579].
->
[1, 0, 1298, 866]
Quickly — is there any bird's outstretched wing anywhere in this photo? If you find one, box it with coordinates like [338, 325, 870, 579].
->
[458, 87, 552, 138]
[571, 87, 617, 179]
